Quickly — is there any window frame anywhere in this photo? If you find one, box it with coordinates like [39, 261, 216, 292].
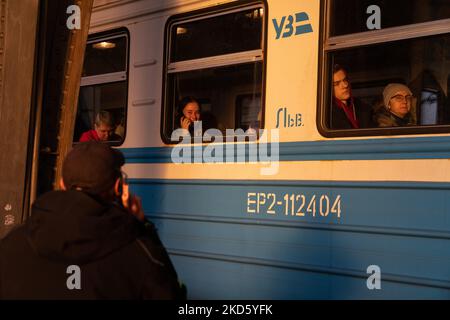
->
[317, 0, 450, 138]
[75, 27, 130, 146]
[161, 0, 268, 145]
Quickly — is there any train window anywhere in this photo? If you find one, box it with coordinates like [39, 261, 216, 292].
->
[162, 2, 265, 144]
[235, 93, 262, 131]
[74, 30, 128, 144]
[170, 8, 263, 62]
[320, 1, 450, 137]
[330, 0, 450, 37]
[82, 36, 127, 76]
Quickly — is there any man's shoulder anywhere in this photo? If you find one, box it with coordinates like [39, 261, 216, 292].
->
[132, 222, 180, 274]
[133, 223, 169, 263]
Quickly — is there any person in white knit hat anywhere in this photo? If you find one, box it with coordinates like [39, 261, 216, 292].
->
[374, 83, 416, 127]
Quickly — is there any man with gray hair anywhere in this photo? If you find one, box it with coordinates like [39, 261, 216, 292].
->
[79, 110, 121, 142]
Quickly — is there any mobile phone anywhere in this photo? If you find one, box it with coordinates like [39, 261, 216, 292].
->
[117, 171, 130, 208]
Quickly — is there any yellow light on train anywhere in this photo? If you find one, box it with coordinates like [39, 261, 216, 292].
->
[92, 41, 116, 49]
[177, 27, 187, 35]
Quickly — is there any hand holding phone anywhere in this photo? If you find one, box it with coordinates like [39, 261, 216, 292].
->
[121, 180, 145, 221]
[180, 116, 191, 130]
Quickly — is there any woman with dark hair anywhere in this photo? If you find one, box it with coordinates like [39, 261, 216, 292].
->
[176, 96, 201, 135]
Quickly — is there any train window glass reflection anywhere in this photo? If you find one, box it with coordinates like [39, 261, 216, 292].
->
[163, 2, 265, 144]
[75, 82, 127, 141]
[420, 89, 439, 125]
[330, 0, 450, 37]
[82, 36, 127, 76]
[236, 93, 262, 131]
[170, 7, 263, 62]
[166, 63, 262, 134]
[74, 30, 128, 144]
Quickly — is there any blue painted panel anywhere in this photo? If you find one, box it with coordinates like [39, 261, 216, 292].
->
[120, 136, 450, 162]
[171, 255, 335, 299]
[172, 256, 450, 299]
[132, 179, 450, 232]
[130, 179, 450, 299]
[156, 219, 450, 285]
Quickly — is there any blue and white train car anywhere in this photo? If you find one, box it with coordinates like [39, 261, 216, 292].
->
[76, 0, 450, 298]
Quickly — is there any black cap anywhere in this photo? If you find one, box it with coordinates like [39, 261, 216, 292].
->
[62, 142, 125, 194]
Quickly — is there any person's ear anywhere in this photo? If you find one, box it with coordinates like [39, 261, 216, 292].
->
[59, 178, 66, 191]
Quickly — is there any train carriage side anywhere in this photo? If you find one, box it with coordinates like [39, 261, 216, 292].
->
[81, 0, 450, 299]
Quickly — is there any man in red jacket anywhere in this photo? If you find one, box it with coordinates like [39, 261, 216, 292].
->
[79, 111, 121, 142]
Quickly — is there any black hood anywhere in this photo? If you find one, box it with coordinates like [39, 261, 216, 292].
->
[26, 190, 139, 264]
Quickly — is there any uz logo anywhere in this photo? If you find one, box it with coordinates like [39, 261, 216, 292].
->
[272, 12, 313, 40]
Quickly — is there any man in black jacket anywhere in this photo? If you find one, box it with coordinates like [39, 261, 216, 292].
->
[0, 142, 185, 299]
